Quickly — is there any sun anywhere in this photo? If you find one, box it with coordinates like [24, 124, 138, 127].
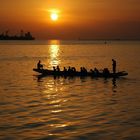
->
[51, 13, 58, 21]
[48, 9, 60, 21]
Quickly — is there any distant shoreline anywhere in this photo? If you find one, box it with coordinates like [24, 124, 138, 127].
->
[0, 39, 140, 46]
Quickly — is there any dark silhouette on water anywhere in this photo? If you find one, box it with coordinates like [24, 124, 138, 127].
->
[56, 66, 60, 72]
[94, 68, 99, 76]
[112, 59, 116, 73]
[34, 60, 128, 78]
[37, 60, 43, 70]
[53, 66, 56, 72]
[63, 67, 67, 72]
[103, 68, 110, 76]
[112, 77, 117, 87]
[0, 30, 35, 40]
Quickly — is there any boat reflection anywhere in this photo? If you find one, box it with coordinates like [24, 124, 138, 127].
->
[36, 74, 117, 89]
[49, 40, 61, 68]
[112, 77, 117, 92]
[112, 77, 117, 87]
[34, 75, 119, 137]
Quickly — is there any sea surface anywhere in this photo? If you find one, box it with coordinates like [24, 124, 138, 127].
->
[0, 40, 140, 140]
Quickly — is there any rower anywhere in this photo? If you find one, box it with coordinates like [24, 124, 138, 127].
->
[112, 59, 116, 73]
[72, 67, 76, 72]
[63, 67, 67, 72]
[37, 60, 43, 69]
[53, 66, 56, 72]
[94, 67, 99, 75]
[56, 65, 60, 72]
[103, 68, 110, 76]
[63, 67, 68, 76]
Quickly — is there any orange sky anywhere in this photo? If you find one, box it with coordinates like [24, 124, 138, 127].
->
[0, 0, 140, 39]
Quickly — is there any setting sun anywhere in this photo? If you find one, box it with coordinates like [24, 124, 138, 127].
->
[51, 13, 58, 21]
[48, 9, 60, 21]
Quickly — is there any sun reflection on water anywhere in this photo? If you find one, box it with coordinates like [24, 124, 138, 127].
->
[39, 78, 70, 133]
[49, 40, 61, 68]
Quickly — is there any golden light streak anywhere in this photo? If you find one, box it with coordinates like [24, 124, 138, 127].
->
[49, 40, 60, 67]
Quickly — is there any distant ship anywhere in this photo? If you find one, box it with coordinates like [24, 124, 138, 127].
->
[0, 30, 35, 40]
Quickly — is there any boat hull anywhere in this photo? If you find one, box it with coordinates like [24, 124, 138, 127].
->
[33, 68, 128, 78]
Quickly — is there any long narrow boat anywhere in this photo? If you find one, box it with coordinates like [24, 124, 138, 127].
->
[33, 68, 128, 78]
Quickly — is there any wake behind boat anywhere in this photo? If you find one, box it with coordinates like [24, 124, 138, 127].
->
[33, 68, 128, 78]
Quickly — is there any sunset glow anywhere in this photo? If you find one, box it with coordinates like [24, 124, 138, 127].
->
[0, 1, 140, 39]
[48, 9, 60, 22]
[51, 13, 58, 21]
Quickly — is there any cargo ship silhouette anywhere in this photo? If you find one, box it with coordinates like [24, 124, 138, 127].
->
[0, 30, 35, 40]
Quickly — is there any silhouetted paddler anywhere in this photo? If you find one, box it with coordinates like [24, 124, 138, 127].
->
[112, 59, 116, 73]
[72, 67, 76, 72]
[37, 60, 43, 69]
[103, 68, 110, 76]
[53, 66, 56, 72]
[56, 66, 60, 72]
[94, 68, 99, 75]
[63, 67, 67, 72]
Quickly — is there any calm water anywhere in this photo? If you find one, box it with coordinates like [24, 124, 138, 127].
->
[0, 40, 140, 140]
